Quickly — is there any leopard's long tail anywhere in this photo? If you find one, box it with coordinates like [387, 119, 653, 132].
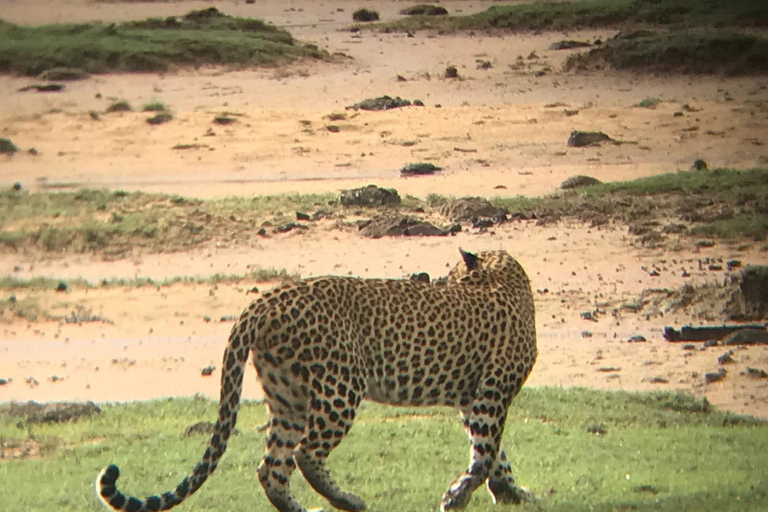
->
[96, 325, 251, 511]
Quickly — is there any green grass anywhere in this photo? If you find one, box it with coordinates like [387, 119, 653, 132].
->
[567, 30, 768, 75]
[1, 169, 765, 257]
[0, 7, 327, 76]
[375, 0, 768, 33]
[142, 100, 168, 112]
[0, 269, 297, 292]
[0, 388, 766, 511]
[634, 97, 661, 108]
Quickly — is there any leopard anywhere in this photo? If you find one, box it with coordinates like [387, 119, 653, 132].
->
[96, 248, 538, 512]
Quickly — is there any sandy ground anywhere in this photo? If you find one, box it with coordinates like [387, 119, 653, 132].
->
[1, 0, 767, 417]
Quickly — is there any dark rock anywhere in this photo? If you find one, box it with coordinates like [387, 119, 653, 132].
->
[717, 350, 734, 365]
[567, 130, 613, 147]
[627, 335, 647, 343]
[663, 324, 767, 342]
[548, 40, 592, 50]
[12, 182, 22, 191]
[439, 197, 508, 223]
[0, 137, 19, 155]
[273, 223, 308, 234]
[147, 113, 173, 125]
[413, 99, 424, 106]
[444, 65, 459, 79]
[38, 67, 90, 81]
[200, 365, 215, 376]
[705, 368, 726, 384]
[349, 96, 411, 111]
[401, 162, 442, 176]
[359, 214, 449, 238]
[339, 185, 401, 207]
[213, 116, 236, 125]
[56, 281, 67, 292]
[722, 328, 768, 346]
[560, 175, 602, 189]
[410, 272, 431, 283]
[2, 401, 100, 423]
[745, 367, 768, 379]
[106, 100, 132, 113]
[692, 158, 708, 170]
[399, 4, 449, 16]
[296, 211, 311, 221]
[18, 84, 65, 93]
[352, 8, 379, 22]
[727, 266, 768, 320]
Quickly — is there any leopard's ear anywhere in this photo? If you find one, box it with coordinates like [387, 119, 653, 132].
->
[459, 248, 479, 270]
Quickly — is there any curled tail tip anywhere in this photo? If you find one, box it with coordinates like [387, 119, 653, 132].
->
[100, 464, 121, 486]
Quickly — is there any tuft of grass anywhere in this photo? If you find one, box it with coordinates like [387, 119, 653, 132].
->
[0, 388, 766, 511]
[567, 30, 768, 75]
[352, 8, 380, 22]
[142, 100, 167, 112]
[0, 7, 328, 76]
[105, 100, 132, 113]
[634, 97, 661, 108]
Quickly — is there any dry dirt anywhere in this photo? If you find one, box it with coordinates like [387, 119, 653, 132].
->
[1, 0, 767, 417]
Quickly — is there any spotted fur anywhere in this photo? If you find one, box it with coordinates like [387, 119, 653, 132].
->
[96, 249, 537, 512]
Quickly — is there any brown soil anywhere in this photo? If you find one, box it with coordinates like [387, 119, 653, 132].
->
[1, 0, 767, 418]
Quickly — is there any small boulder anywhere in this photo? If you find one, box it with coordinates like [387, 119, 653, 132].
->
[348, 96, 411, 111]
[439, 197, 508, 223]
[567, 130, 613, 147]
[359, 214, 449, 238]
[401, 162, 442, 176]
[561, 175, 602, 189]
[339, 185, 401, 207]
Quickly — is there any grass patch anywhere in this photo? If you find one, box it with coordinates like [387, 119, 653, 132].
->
[634, 97, 661, 108]
[0, 388, 766, 511]
[0, 7, 327, 76]
[375, 0, 768, 33]
[567, 29, 768, 75]
[142, 100, 167, 112]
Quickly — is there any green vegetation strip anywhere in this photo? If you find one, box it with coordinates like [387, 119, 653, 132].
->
[0, 388, 765, 511]
[0, 7, 327, 76]
[1, 168, 766, 257]
[377, 0, 768, 33]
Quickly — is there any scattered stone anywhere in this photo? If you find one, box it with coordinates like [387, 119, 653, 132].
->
[401, 162, 442, 176]
[444, 65, 459, 79]
[476, 60, 492, 70]
[663, 324, 767, 342]
[548, 40, 591, 50]
[12, 182, 22, 191]
[597, 367, 621, 372]
[691, 158, 708, 170]
[56, 281, 68, 292]
[2, 401, 100, 423]
[717, 350, 734, 365]
[726, 265, 768, 320]
[410, 273, 430, 283]
[105, 100, 132, 113]
[213, 115, 237, 125]
[399, 4, 449, 16]
[326, 125, 340, 133]
[200, 365, 215, 376]
[25, 377, 39, 387]
[0, 138, 19, 155]
[560, 175, 602, 189]
[348, 96, 411, 111]
[339, 185, 401, 207]
[273, 223, 309, 234]
[567, 130, 614, 147]
[722, 328, 768, 346]
[439, 197, 508, 223]
[586, 424, 607, 435]
[352, 8, 379, 22]
[682, 344, 696, 351]
[581, 311, 598, 322]
[727, 259, 742, 270]
[745, 367, 768, 379]
[18, 84, 65, 93]
[627, 335, 647, 343]
[220, 315, 237, 322]
[359, 214, 449, 238]
[705, 368, 726, 384]
[147, 112, 173, 125]
[296, 211, 311, 221]
[90, 110, 100, 120]
[648, 376, 669, 384]
[0, 378, 9, 385]
[38, 67, 90, 81]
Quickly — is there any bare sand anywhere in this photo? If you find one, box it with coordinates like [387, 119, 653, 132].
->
[1, 0, 767, 417]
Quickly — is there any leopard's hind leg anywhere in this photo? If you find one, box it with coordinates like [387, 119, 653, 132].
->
[256, 353, 310, 512]
[295, 359, 367, 511]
